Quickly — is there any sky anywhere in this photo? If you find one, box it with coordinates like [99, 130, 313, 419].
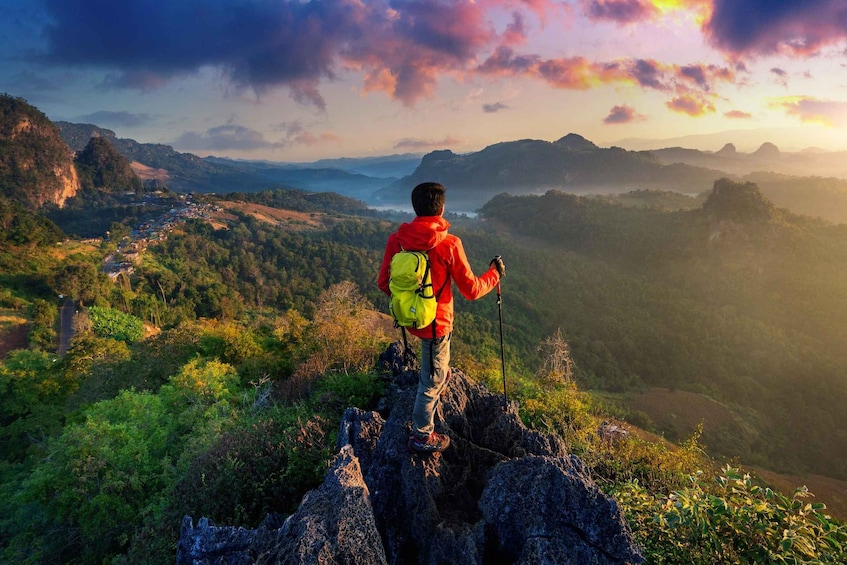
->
[3, 0, 847, 162]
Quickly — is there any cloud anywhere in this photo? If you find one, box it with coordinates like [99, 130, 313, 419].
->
[173, 124, 283, 152]
[272, 121, 341, 146]
[666, 94, 716, 116]
[704, 0, 847, 57]
[676, 64, 734, 92]
[2, 69, 60, 92]
[37, 0, 552, 109]
[74, 110, 153, 128]
[603, 104, 646, 124]
[770, 67, 789, 87]
[583, 0, 659, 24]
[772, 96, 847, 126]
[393, 136, 461, 150]
[502, 11, 530, 46]
[724, 110, 753, 119]
[477, 49, 736, 100]
[483, 102, 510, 113]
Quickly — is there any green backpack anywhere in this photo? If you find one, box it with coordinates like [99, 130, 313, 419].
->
[389, 249, 437, 329]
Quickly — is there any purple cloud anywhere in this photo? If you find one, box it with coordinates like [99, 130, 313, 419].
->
[705, 0, 847, 57]
[584, 0, 659, 24]
[173, 124, 283, 152]
[35, 0, 516, 108]
[483, 102, 509, 113]
[603, 104, 645, 124]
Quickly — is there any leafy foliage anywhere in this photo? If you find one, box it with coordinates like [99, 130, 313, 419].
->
[616, 467, 847, 564]
[478, 183, 847, 478]
[218, 188, 376, 216]
[74, 136, 142, 194]
[88, 306, 144, 342]
[0, 196, 64, 246]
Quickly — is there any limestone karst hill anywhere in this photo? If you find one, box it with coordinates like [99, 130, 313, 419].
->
[0, 94, 80, 208]
[177, 344, 643, 564]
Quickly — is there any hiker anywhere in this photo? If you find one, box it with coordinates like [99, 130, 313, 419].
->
[378, 182, 505, 454]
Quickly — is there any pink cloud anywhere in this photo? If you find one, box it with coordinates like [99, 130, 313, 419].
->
[604, 104, 646, 124]
[477, 50, 736, 99]
[393, 136, 462, 150]
[666, 94, 716, 116]
[774, 96, 847, 127]
[724, 110, 752, 119]
[502, 11, 530, 46]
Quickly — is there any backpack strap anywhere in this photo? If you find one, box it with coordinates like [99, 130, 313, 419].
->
[427, 258, 450, 370]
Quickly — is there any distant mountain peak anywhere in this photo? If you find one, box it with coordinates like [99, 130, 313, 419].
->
[752, 142, 780, 159]
[715, 143, 737, 156]
[554, 133, 598, 151]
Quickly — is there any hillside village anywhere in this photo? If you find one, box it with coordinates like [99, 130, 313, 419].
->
[102, 193, 221, 281]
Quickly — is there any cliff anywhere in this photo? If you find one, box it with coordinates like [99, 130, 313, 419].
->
[0, 94, 79, 208]
[177, 344, 643, 564]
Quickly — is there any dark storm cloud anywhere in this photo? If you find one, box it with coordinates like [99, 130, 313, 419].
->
[36, 0, 504, 108]
[75, 110, 153, 128]
[705, 0, 847, 57]
[39, 0, 351, 108]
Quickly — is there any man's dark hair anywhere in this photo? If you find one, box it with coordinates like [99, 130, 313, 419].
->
[411, 182, 446, 216]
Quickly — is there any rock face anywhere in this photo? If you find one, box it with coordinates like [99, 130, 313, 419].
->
[0, 94, 80, 208]
[177, 344, 644, 564]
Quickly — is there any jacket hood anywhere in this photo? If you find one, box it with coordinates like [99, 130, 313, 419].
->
[396, 215, 450, 251]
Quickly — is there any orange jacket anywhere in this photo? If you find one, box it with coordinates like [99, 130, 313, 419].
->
[378, 215, 500, 339]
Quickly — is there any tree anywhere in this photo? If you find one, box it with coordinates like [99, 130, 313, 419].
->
[536, 328, 575, 386]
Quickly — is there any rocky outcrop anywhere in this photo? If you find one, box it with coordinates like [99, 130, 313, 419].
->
[177, 344, 644, 564]
[0, 94, 80, 208]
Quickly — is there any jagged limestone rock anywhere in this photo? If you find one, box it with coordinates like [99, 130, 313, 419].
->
[177, 345, 643, 564]
[177, 446, 387, 565]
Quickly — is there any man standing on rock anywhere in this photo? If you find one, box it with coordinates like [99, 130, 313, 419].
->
[378, 182, 505, 454]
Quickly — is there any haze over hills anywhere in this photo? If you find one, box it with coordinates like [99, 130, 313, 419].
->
[0, 92, 839, 225]
[376, 134, 727, 209]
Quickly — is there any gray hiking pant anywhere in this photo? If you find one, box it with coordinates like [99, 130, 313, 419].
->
[413, 333, 451, 435]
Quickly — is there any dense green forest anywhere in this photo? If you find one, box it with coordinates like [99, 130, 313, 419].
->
[477, 180, 847, 478]
[1, 183, 845, 563]
[74, 136, 143, 194]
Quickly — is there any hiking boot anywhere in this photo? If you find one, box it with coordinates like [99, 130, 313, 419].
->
[408, 431, 450, 454]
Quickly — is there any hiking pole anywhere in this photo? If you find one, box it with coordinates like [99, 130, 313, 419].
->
[496, 281, 507, 410]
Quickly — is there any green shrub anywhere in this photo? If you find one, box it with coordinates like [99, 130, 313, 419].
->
[88, 306, 144, 343]
[27, 299, 57, 350]
[13, 391, 175, 563]
[615, 466, 847, 564]
[314, 370, 384, 411]
[170, 414, 331, 527]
